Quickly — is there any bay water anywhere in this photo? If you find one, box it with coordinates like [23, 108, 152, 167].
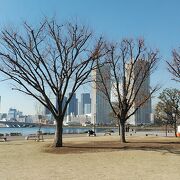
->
[0, 127, 117, 136]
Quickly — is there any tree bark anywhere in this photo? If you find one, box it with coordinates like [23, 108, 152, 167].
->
[54, 119, 63, 147]
[174, 121, 177, 137]
[118, 120, 120, 136]
[120, 121, 126, 143]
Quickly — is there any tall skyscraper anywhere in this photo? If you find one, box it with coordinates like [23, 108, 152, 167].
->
[84, 104, 91, 114]
[91, 65, 111, 124]
[68, 93, 78, 116]
[80, 93, 91, 115]
[127, 60, 152, 125]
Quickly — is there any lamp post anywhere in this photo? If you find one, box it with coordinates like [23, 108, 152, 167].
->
[172, 111, 177, 137]
[94, 113, 96, 133]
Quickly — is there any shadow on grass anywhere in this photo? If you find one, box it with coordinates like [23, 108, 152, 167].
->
[43, 140, 180, 155]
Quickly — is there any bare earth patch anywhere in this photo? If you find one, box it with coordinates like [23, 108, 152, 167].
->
[43, 136, 180, 155]
[0, 135, 180, 180]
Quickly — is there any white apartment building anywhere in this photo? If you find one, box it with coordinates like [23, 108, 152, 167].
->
[91, 65, 111, 125]
[126, 60, 152, 125]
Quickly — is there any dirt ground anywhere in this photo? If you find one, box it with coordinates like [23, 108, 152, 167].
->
[0, 135, 180, 180]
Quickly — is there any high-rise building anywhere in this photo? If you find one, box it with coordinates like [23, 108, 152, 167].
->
[7, 108, 17, 120]
[78, 102, 81, 115]
[91, 65, 111, 124]
[68, 93, 78, 116]
[127, 60, 152, 125]
[80, 93, 91, 115]
[84, 104, 91, 114]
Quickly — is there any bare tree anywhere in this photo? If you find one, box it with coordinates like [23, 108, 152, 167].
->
[157, 88, 180, 137]
[0, 19, 106, 147]
[96, 39, 159, 143]
[155, 101, 173, 136]
[167, 49, 180, 82]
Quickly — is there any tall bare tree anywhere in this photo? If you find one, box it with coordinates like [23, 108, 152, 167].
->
[0, 19, 106, 147]
[167, 49, 180, 82]
[96, 39, 159, 143]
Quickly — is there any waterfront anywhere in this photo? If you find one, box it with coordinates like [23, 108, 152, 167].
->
[0, 126, 118, 136]
[0, 126, 175, 138]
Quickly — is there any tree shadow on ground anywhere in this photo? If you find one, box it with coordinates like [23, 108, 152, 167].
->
[43, 140, 180, 155]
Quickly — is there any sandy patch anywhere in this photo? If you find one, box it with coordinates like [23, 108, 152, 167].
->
[0, 135, 180, 180]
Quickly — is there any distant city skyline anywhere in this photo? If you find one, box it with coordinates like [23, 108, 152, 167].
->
[0, 0, 179, 114]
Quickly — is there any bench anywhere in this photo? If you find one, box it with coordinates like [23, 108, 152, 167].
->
[104, 132, 112, 136]
[104, 130, 114, 136]
[25, 134, 38, 140]
[10, 132, 22, 136]
[0, 133, 7, 142]
[145, 133, 158, 136]
[25, 131, 44, 141]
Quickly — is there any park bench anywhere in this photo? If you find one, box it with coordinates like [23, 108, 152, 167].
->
[145, 133, 158, 136]
[0, 133, 7, 142]
[25, 131, 44, 141]
[10, 132, 22, 136]
[104, 132, 111, 136]
[104, 130, 114, 136]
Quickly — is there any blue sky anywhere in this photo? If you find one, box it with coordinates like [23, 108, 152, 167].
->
[0, 0, 179, 114]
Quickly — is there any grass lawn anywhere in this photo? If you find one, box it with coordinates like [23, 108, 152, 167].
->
[0, 135, 180, 180]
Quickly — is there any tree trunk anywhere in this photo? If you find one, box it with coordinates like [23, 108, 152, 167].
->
[174, 121, 177, 137]
[54, 119, 63, 147]
[120, 121, 126, 143]
[118, 120, 120, 136]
